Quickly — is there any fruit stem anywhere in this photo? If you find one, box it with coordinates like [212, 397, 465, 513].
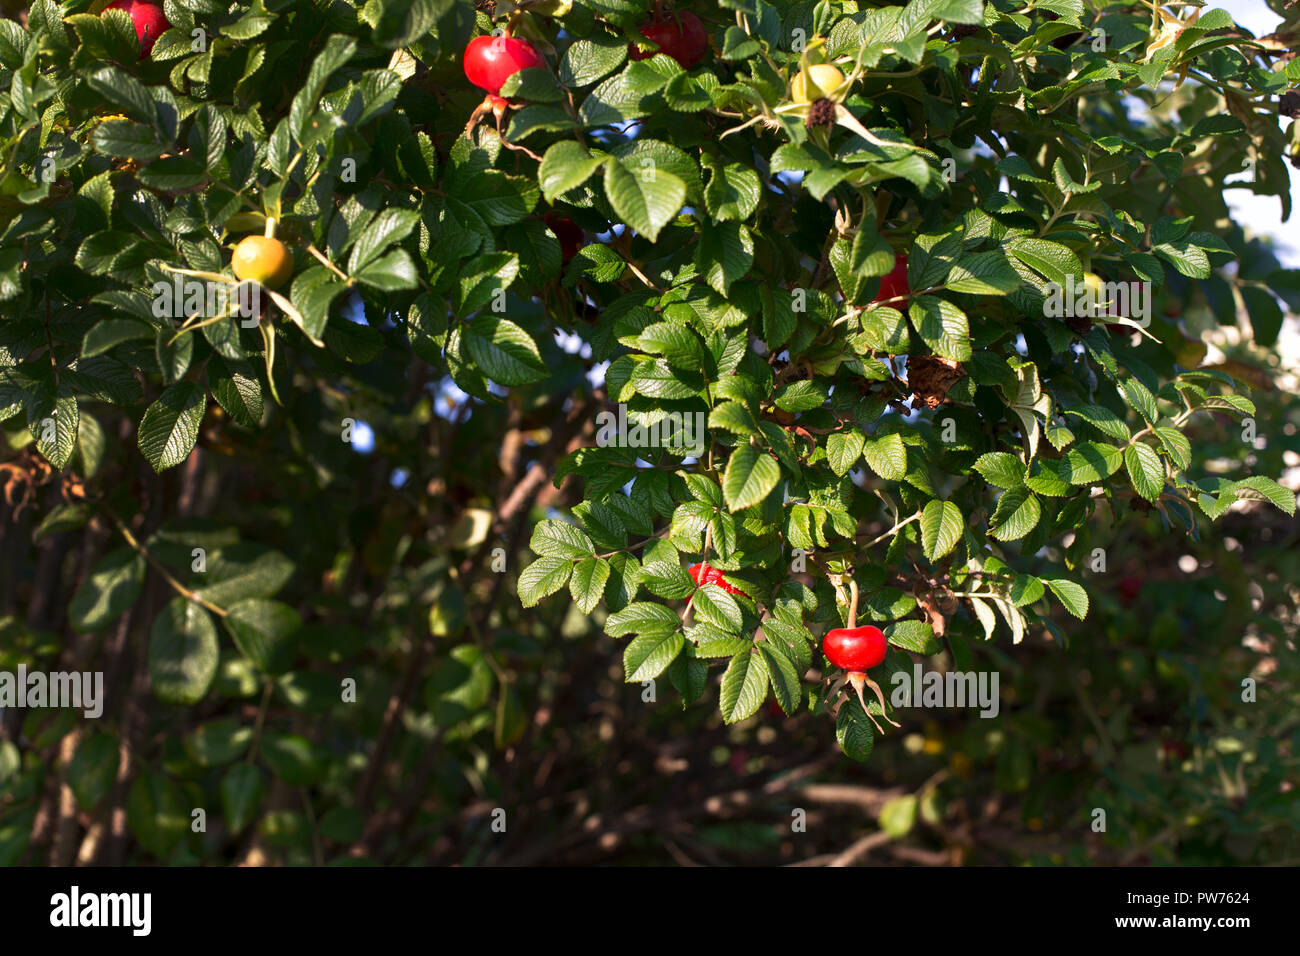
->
[264, 217, 277, 239]
[847, 577, 858, 629]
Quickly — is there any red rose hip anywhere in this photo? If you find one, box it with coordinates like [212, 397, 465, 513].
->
[544, 214, 584, 265]
[630, 11, 708, 69]
[106, 0, 169, 58]
[874, 255, 909, 304]
[822, 586, 900, 735]
[463, 35, 546, 96]
[687, 562, 747, 597]
[823, 625, 887, 672]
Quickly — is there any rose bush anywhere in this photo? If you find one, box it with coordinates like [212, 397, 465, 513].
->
[0, 0, 1296, 864]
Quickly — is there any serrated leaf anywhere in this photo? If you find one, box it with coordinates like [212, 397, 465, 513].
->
[719, 650, 768, 724]
[835, 698, 875, 760]
[973, 452, 1025, 489]
[148, 598, 219, 705]
[1044, 578, 1089, 619]
[989, 487, 1042, 541]
[69, 548, 145, 632]
[464, 315, 548, 386]
[603, 158, 685, 241]
[517, 556, 572, 607]
[137, 382, 205, 473]
[920, 499, 963, 562]
[1124, 442, 1164, 501]
[605, 601, 681, 638]
[1059, 442, 1123, 484]
[569, 556, 611, 614]
[827, 428, 866, 477]
[861, 433, 907, 481]
[223, 599, 301, 675]
[723, 443, 780, 511]
[624, 630, 684, 682]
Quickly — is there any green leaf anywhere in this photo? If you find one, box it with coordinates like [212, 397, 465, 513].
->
[1124, 442, 1165, 502]
[538, 141, 607, 201]
[137, 382, 205, 473]
[692, 584, 744, 631]
[861, 433, 908, 481]
[127, 771, 188, 859]
[695, 220, 753, 296]
[261, 732, 326, 785]
[185, 720, 253, 767]
[30, 392, 78, 470]
[835, 698, 875, 761]
[517, 556, 571, 607]
[464, 315, 548, 386]
[886, 619, 940, 655]
[148, 598, 219, 705]
[530, 519, 595, 559]
[719, 650, 768, 724]
[1155, 426, 1191, 470]
[69, 548, 145, 632]
[826, 428, 865, 477]
[193, 547, 294, 607]
[944, 251, 1021, 296]
[1044, 578, 1089, 619]
[974, 452, 1025, 489]
[879, 794, 918, 837]
[723, 443, 780, 511]
[569, 556, 611, 614]
[704, 162, 761, 222]
[82, 318, 154, 358]
[67, 733, 119, 811]
[208, 357, 263, 428]
[1062, 403, 1129, 443]
[603, 157, 685, 241]
[920, 499, 963, 563]
[605, 602, 680, 639]
[220, 764, 264, 834]
[559, 31, 627, 87]
[1059, 442, 1123, 484]
[758, 644, 802, 715]
[909, 296, 971, 361]
[1229, 476, 1296, 516]
[223, 599, 301, 674]
[989, 487, 1042, 541]
[624, 630, 685, 682]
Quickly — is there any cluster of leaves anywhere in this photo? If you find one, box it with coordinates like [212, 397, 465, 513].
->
[0, 0, 1297, 855]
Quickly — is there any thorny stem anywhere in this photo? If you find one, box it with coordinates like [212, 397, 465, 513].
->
[107, 510, 228, 618]
[306, 244, 354, 284]
[245, 680, 274, 764]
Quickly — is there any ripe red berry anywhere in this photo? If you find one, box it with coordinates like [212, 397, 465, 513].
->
[463, 35, 546, 96]
[1118, 575, 1142, 606]
[874, 255, 909, 304]
[687, 562, 747, 597]
[106, 0, 169, 58]
[629, 11, 708, 69]
[823, 625, 887, 673]
[544, 214, 584, 265]
[824, 623, 898, 734]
